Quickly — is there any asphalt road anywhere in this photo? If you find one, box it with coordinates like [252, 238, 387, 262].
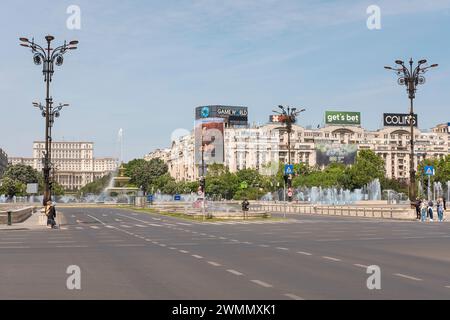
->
[1, 207, 450, 300]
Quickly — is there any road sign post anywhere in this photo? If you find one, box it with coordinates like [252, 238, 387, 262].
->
[424, 166, 435, 201]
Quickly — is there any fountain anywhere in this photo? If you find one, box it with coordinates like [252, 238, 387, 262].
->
[103, 163, 139, 203]
[260, 179, 382, 205]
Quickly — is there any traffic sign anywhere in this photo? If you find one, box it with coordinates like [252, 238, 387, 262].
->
[284, 164, 294, 175]
[174, 195, 181, 201]
[147, 194, 154, 202]
[287, 188, 293, 197]
[424, 166, 435, 176]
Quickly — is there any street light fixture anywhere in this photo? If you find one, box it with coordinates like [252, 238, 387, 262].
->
[20, 35, 78, 205]
[385, 58, 438, 202]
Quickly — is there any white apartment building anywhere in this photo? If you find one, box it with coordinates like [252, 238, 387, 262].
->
[10, 141, 118, 190]
[145, 123, 450, 182]
[0, 148, 8, 177]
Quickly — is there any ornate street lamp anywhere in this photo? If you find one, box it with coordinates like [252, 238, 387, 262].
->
[385, 59, 438, 202]
[20, 36, 78, 205]
[272, 105, 306, 202]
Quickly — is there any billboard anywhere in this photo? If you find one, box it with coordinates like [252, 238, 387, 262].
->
[383, 113, 418, 127]
[195, 105, 248, 127]
[315, 142, 358, 166]
[325, 111, 361, 125]
[194, 118, 225, 174]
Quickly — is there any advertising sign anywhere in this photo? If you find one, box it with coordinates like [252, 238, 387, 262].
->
[194, 118, 225, 168]
[195, 106, 248, 127]
[383, 113, 418, 127]
[315, 142, 358, 166]
[325, 111, 361, 125]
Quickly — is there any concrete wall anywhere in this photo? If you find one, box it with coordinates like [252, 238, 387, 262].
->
[0, 207, 35, 224]
[250, 204, 415, 220]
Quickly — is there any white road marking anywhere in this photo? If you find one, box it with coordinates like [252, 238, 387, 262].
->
[227, 269, 244, 276]
[359, 238, 385, 240]
[56, 245, 89, 248]
[393, 273, 422, 281]
[297, 251, 312, 256]
[445, 286, 450, 289]
[99, 240, 125, 243]
[135, 224, 147, 228]
[316, 239, 342, 242]
[114, 244, 146, 247]
[0, 246, 31, 249]
[120, 225, 132, 228]
[169, 247, 177, 250]
[284, 294, 304, 300]
[179, 250, 189, 254]
[1, 242, 24, 244]
[48, 241, 76, 244]
[159, 244, 167, 247]
[177, 222, 192, 226]
[219, 237, 227, 240]
[75, 227, 83, 230]
[276, 247, 289, 251]
[353, 264, 369, 268]
[192, 255, 203, 259]
[208, 261, 222, 267]
[251, 280, 273, 288]
[90, 226, 100, 229]
[259, 244, 270, 248]
[322, 256, 342, 262]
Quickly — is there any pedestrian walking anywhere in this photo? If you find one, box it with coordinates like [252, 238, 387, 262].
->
[241, 199, 250, 220]
[45, 200, 57, 229]
[420, 200, 427, 222]
[415, 198, 421, 220]
[443, 197, 447, 211]
[428, 199, 434, 222]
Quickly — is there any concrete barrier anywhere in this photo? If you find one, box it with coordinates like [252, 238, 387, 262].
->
[0, 207, 36, 224]
[249, 203, 415, 220]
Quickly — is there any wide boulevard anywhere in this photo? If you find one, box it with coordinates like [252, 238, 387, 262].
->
[1, 207, 450, 299]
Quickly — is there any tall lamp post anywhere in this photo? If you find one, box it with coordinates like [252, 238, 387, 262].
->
[385, 59, 438, 202]
[20, 35, 78, 205]
[272, 105, 306, 202]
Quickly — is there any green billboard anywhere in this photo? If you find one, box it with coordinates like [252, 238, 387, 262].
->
[325, 111, 361, 125]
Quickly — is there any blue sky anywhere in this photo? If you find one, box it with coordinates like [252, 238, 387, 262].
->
[1, 0, 449, 161]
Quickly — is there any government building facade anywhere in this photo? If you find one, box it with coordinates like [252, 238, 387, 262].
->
[10, 141, 118, 191]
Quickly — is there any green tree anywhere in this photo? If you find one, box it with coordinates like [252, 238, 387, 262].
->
[340, 150, 385, 190]
[126, 158, 168, 194]
[0, 176, 26, 198]
[3, 164, 40, 185]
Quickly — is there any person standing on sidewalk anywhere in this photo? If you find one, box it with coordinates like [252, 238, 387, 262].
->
[437, 199, 444, 222]
[428, 199, 434, 222]
[420, 200, 427, 222]
[45, 200, 57, 229]
[415, 198, 421, 220]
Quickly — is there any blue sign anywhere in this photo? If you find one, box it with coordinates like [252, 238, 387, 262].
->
[424, 166, 435, 176]
[147, 195, 154, 202]
[174, 195, 181, 201]
[201, 106, 210, 118]
[284, 164, 294, 175]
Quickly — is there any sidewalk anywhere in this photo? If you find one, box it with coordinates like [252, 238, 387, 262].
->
[0, 211, 47, 231]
